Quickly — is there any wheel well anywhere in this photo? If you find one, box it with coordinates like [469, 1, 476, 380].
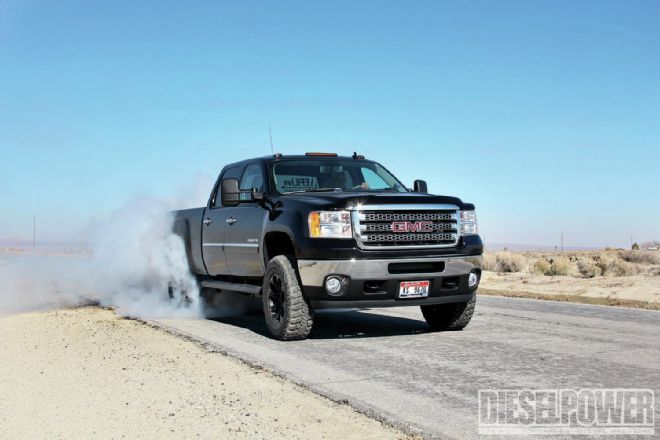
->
[264, 232, 295, 264]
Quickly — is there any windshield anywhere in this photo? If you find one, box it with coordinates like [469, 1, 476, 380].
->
[272, 159, 407, 194]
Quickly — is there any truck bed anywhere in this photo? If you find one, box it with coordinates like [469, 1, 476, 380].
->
[173, 207, 207, 276]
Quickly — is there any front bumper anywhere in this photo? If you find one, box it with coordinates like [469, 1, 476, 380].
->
[297, 255, 482, 309]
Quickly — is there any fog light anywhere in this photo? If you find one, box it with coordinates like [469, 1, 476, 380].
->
[325, 276, 343, 295]
[468, 272, 479, 288]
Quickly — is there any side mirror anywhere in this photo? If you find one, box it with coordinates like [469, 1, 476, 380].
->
[221, 178, 240, 206]
[413, 179, 428, 193]
[221, 178, 265, 206]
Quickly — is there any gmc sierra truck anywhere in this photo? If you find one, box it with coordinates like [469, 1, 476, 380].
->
[174, 153, 483, 340]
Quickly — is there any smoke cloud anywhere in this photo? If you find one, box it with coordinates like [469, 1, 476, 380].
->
[0, 193, 206, 318]
[1, 173, 265, 320]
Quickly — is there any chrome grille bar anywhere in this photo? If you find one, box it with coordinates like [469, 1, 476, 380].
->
[352, 204, 460, 249]
[360, 223, 456, 232]
[364, 233, 456, 242]
[360, 212, 455, 221]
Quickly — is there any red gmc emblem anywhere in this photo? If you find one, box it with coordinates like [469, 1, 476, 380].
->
[391, 221, 434, 233]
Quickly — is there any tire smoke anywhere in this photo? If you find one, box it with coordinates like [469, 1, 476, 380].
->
[0, 196, 204, 318]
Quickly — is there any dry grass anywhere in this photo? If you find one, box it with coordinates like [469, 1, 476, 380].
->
[617, 250, 660, 265]
[576, 258, 601, 278]
[483, 249, 660, 278]
[483, 252, 526, 273]
[550, 256, 575, 276]
[530, 259, 551, 275]
[597, 255, 639, 277]
[483, 253, 497, 271]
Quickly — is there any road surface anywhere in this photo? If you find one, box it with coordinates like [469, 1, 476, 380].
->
[153, 295, 660, 439]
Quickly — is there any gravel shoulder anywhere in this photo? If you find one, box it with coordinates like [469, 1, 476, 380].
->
[0, 306, 408, 440]
[481, 271, 660, 309]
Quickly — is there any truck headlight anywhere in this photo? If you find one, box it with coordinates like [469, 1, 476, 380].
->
[460, 210, 478, 236]
[308, 211, 352, 238]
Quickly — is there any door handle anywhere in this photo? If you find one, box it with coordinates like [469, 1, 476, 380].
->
[203, 217, 213, 225]
[226, 217, 237, 225]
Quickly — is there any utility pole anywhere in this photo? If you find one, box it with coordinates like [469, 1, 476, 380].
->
[33, 214, 36, 249]
[560, 232, 564, 252]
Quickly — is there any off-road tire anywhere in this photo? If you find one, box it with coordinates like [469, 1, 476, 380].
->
[262, 255, 314, 340]
[420, 294, 476, 331]
[167, 280, 193, 307]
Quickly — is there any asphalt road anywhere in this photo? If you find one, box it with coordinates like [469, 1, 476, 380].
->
[153, 295, 660, 439]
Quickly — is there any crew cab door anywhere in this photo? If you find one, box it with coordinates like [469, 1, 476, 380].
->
[201, 166, 242, 276]
[224, 163, 267, 277]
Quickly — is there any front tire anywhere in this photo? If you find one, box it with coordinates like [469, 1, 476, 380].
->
[262, 255, 314, 340]
[420, 294, 476, 331]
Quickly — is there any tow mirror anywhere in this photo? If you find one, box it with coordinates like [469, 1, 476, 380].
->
[221, 178, 240, 206]
[413, 179, 428, 193]
[221, 178, 265, 206]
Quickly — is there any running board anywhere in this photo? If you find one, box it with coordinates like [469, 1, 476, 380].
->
[200, 280, 262, 296]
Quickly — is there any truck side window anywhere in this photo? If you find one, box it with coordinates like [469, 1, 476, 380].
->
[239, 164, 264, 200]
[211, 166, 242, 208]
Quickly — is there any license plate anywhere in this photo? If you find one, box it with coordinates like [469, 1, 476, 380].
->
[399, 280, 430, 299]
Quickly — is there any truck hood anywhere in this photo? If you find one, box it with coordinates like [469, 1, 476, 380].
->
[279, 191, 474, 210]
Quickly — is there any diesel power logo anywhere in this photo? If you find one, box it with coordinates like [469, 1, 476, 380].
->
[478, 389, 655, 435]
[391, 221, 433, 233]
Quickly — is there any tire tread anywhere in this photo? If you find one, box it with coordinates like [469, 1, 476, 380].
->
[421, 294, 476, 331]
[263, 255, 314, 340]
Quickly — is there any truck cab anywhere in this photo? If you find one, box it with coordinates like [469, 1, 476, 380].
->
[174, 153, 483, 340]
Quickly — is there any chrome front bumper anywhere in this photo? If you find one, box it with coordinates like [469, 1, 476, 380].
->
[297, 255, 483, 287]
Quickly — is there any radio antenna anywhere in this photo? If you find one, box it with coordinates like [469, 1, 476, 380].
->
[268, 124, 274, 155]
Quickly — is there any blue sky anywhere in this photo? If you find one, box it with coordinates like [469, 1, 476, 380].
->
[1, 0, 658, 247]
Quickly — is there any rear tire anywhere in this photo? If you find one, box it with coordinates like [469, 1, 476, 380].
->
[421, 294, 476, 331]
[167, 280, 192, 306]
[262, 255, 314, 340]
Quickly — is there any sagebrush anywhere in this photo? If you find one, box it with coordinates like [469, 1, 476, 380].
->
[483, 250, 659, 278]
[485, 252, 526, 273]
[617, 250, 660, 265]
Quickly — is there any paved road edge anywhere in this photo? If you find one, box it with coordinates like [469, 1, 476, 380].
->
[143, 318, 433, 440]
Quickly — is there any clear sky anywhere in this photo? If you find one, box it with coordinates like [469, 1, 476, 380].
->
[1, 0, 658, 247]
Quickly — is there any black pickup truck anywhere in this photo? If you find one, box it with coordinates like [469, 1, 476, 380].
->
[174, 153, 482, 340]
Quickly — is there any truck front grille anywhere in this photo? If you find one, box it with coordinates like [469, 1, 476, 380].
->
[362, 212, 455, 222]
[353, 206, 459, 249]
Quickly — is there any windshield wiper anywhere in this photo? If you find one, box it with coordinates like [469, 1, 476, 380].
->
[284, 187, 344, 195]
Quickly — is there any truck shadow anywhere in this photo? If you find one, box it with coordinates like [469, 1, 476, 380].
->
[310, 310, 430, 339]
[208, 308, 431, 340]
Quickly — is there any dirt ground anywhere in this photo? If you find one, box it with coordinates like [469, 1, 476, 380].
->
[0, 307, 409, 440]
[481, 271, 660, 309]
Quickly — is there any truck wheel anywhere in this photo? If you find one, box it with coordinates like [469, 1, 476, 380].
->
[420, 295, 476, 331]
[262, 255, 314, 340]
[167, 281, 192, 306]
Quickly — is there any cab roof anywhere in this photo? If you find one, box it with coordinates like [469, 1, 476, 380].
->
[266, 152, 366, 161]
[222, 153, 368, 170]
